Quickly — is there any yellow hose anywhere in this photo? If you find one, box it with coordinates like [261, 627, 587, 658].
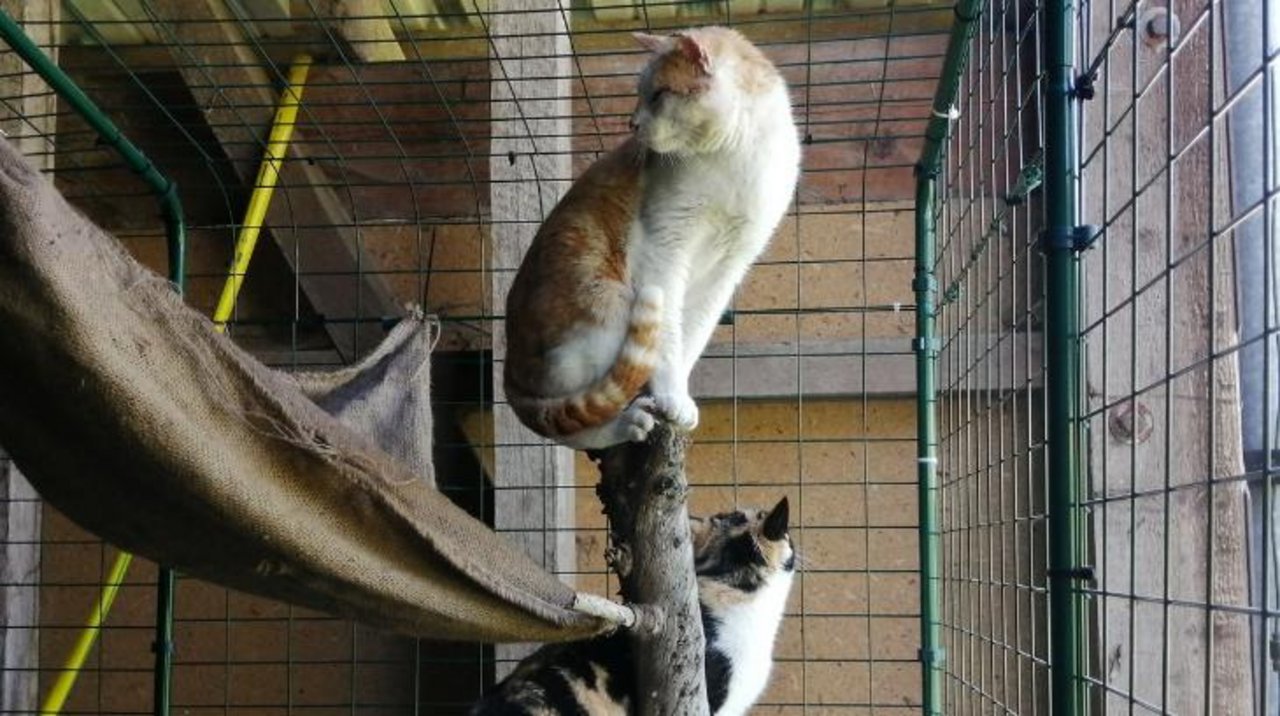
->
[38, 551, 132, 715]
[214, 53, 313, 332]
[40, 53, 314, 715]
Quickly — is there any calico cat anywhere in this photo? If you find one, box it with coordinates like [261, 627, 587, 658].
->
[471, 497, 795, 716]
[503, 27, 801, 449]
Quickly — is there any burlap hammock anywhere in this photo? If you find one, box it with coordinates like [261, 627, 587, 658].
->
[0, 136, 617, 643]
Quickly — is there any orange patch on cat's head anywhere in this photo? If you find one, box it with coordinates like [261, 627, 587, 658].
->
[630, 27, 786, 154]
[634, 33, 711, 96]
[634, 27, 780, 95]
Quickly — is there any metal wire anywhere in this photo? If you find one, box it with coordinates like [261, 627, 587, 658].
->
[928, 0, 1052, 711]
[1072, 0, 1278, 711]
[924, 0, 1280, 713]
[0, 1, 956, 713]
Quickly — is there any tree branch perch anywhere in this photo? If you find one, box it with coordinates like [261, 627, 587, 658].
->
[595, 423, 709, 716]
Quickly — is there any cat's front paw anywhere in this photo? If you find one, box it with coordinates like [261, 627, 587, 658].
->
[644, 392, 700, 431]
[619, 403, 658, 442]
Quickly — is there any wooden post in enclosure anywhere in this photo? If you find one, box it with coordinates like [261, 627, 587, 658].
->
[487, 0, 576, 677]
[596, 425, 709, 716]
[0, 2, 55, 712]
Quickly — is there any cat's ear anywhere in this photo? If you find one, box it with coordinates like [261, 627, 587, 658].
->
[762, 496, 789, 541]
[674, 32, 713, 75]
[633, 32, 670, 53]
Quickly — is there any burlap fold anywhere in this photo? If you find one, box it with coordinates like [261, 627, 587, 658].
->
[291, 312, 438, 490]
[0, 136, 611, 643]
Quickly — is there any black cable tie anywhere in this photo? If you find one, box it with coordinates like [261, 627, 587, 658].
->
[918, 647, 947, 665]
[914, 162, 941, 179]
[912, 274, 938, 293]
[1041, 226, 1073, 251]
[151, 639, 175, 657]
[1076, 224, 1102, 250]
[1047, 565, 1096, 581]
[1041, 224, 1101, 252]
[1073, 72, 1097, 100]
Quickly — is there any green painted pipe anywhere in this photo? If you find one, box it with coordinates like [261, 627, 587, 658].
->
[911, 3, 983, 714]
[1043, 0, 1087, 712]
[153, 568, 175, 716]
[0, 8, 186, 291]
[0, 10, 184, 716]
[917, 0, 984, 177]
[912, 174, 943, 715]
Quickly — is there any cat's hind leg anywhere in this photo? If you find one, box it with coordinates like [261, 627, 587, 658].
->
[561, 402, 657, 450]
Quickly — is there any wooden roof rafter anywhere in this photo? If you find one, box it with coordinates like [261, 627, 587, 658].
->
[61, 0, 954, 70]
[146, 0, 402, 360]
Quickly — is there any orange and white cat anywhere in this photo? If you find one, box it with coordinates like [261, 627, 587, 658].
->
[504, 27, 800, 449]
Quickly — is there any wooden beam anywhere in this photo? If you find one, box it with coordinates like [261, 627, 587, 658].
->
[0, 452, 40, 716]
[313, 0, 407, 63]
[488, 0, 575, 677]
[0, 4, 54, 711]
[0, 0, 58, 162]
[243, 0, 292, 22]
[58, 8, 953, 71]
[151, 0, 400, 360]
[461, 331, 1033, 489]
[692, 334, 1042, 399]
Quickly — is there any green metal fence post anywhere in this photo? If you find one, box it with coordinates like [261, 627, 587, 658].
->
[912, 1, 983, 712]
[1043, 0, 1087, 711]
[0, 9, 186, 291]
[153, 569, 175, 716]
[0, 11, 185, 716]
[913, 172, 943, 716]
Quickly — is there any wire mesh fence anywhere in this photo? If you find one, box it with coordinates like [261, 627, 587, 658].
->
[925, 0, 1280, 712]
[927, 0, 1051, 711]
[0, 0, 954, 713]
[1076, 0, 1274, 711]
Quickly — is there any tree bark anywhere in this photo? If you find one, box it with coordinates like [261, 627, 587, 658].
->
[595, 423, 709, 716]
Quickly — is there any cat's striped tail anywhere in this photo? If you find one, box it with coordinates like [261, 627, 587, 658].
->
[507, 286, 663, 440]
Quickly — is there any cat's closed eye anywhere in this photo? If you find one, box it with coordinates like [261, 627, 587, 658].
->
[649, 88, 667, 104]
